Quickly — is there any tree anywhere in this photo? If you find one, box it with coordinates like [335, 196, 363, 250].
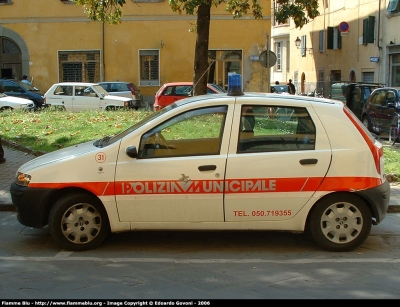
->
[74, 0, 319, 95]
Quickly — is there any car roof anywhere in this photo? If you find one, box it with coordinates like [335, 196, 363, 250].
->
[173, 91, 341, 108]
[373, 87, 400, 90]
[98, 81, 132, 84]
[51, 82, 97, 86]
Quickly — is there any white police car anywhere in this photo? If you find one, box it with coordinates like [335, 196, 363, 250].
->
[11, 75, 390, 252]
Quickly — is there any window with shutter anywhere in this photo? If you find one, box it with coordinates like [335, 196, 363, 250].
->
[363, 16, 375, 45]
[139, 50, 160, 86]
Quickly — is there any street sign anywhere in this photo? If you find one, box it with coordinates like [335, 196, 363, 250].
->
[259, 50, 277, 68]
[370, 56, 379, 63]
[339, 21, 350, 33]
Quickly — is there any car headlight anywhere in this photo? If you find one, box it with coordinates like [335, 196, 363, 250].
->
[16, 172, 31, 187]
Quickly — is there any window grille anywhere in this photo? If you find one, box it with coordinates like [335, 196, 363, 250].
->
[58, 50, 100, 83]
[139, 50, 159, 86]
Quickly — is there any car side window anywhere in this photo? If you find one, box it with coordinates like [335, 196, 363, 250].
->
[54, 85, 73, 96]
[4, 81, 20, 93]
[372, 91, 387, 107]
[138, 106, 228, 159]
[238, 105, 316, 153]
[75, 86, 85, 96]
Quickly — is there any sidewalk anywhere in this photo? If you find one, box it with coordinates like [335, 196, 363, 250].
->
[1, 142, 400, 213]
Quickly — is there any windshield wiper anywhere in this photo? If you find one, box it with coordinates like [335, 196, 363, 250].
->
[94, 136, 112, 147]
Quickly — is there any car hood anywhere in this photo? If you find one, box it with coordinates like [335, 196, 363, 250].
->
[17, 140, 98, 173]
[0, 96, 34, 104]
[104, 94, 132, 101]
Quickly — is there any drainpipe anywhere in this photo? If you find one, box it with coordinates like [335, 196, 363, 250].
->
[102, 22, 105, 81]
[377, 0, 382, 50]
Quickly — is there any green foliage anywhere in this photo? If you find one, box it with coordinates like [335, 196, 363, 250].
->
[74, 0, 126, 24]
[168, 0, 263, 19]
[275, 0, 320, 28]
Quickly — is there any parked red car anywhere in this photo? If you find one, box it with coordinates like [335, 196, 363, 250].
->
[153, 82, 225, 111]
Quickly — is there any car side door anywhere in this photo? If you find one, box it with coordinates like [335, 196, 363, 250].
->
[46, 85, 74, 110]
[73, 85, 100, 111]
[114, 104, 232, 223]
[2, 80, 26, 100]
[224, 102, 332, 222]
[366, 89, 387, 133]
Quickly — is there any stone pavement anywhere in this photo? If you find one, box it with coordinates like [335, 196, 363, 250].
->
[1, 141, 400, 213]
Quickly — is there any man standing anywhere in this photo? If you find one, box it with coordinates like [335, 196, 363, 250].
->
[288, 79, 296, 95]
[21, 75, 33, 86]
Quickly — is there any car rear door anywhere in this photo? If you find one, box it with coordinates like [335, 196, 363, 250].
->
[224, 100, 332, 222]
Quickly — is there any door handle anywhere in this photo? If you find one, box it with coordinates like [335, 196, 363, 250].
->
[198, 165, 217, 171]
[300, 158, 318, 165]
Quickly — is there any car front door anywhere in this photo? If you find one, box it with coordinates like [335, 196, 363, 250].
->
[115, 104, 232, 223]
[224, 102, 332, 222]
[73, 85, 100, 111]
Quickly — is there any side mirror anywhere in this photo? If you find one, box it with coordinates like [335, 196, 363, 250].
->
[126, 146, 138, 158]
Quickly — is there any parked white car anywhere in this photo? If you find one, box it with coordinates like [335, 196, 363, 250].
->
[44, 82, 136, 112]
[0, 93, 35, 111]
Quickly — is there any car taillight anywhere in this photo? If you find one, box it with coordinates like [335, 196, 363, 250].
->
[344, 108, 382, 176]
[128, 84, 136, 95]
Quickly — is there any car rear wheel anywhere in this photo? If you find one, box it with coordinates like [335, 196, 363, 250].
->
[362, 116, 371, 131]
[49, 193, 110, 251]
[309, 193, 372, 252]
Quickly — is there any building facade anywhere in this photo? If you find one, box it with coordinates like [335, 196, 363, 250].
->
[0, 0, 272, 103]
[271, 0, 399, 97]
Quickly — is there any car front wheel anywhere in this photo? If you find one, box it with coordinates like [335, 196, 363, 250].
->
[49, 193, 110, 251]
[309, 193, 372, 252]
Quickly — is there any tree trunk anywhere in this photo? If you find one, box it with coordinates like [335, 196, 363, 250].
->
[193, 1, 211, 96]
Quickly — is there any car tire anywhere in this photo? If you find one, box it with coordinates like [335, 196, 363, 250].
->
[49, 193, 110, 251]
[391, 127, 399, 145]
[362, 116, 371, 131]
[309, 193, 372, 252]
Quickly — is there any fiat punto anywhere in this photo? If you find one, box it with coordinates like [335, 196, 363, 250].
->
[11, 79, 389, 252]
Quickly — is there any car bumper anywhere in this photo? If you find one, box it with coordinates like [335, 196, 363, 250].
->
[10, 181, 54, 229]
[355, 179, 390, 225]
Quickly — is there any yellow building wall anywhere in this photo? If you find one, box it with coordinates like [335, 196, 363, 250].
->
[0, 0, 271, 100]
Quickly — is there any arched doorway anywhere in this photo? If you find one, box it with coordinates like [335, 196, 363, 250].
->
[0, 37, 22, 79]
[0, 25, 30, 80]
[301, 72, 306, 93]
[349, 70, 356, 82]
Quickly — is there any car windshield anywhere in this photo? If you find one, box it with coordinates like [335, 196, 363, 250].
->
[16, 81, 40, 91]
[93, 107, 171, 147]
[92, 84, 108, 97]
[209, 83, 227, 93]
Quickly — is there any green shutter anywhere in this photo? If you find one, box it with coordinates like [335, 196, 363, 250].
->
[367, 16, 375, 44]
[363, 19, 368, 45]
[327, 27, 333, 49]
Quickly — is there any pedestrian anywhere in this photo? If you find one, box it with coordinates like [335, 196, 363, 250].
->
[21, 75, 33, 86]
[0, 137, 5, 164]
[287, 79, 296, 95]
[275, 81, 280, 85]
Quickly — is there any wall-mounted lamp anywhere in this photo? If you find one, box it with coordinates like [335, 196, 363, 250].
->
[390, 40, 395, 45]
[295, 37, 301, 48]
[161, 40, 164, 49]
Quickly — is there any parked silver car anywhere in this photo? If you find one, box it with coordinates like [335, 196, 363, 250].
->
[98, 82, 143, 110]
[0, 92, 35, 111]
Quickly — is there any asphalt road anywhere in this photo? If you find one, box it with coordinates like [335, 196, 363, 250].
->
[1, 210, 400, 300]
